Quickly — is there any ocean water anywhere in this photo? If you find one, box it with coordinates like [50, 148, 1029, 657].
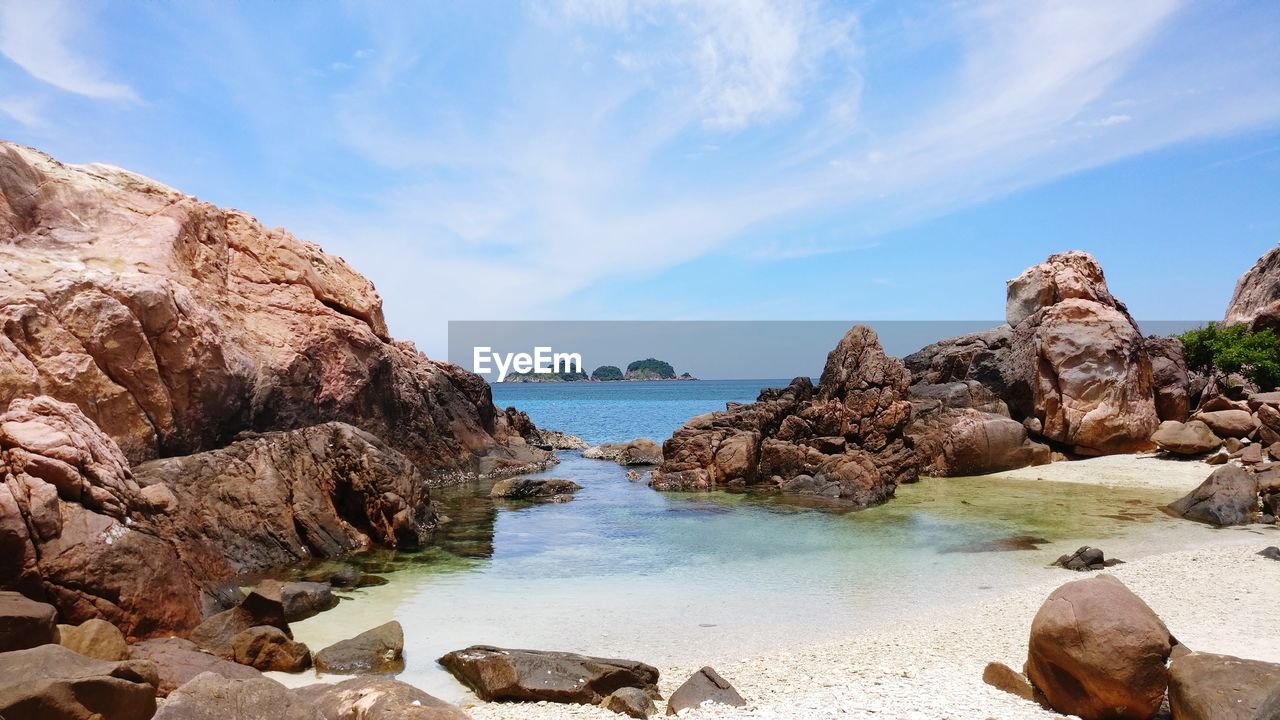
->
[278, 380, 1239, 701]
[491, 378, 790, 444]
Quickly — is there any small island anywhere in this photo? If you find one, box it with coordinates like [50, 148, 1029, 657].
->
[501, 359, 696, 382]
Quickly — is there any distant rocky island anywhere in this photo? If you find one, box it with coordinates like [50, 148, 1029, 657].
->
[502, 358, 696, 383]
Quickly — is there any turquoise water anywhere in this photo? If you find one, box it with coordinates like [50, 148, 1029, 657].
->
[491, 379, 790, 444]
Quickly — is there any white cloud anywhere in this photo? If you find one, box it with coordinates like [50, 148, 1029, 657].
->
[0, 94, 43, 126]
[0, 0, 137, 101]
[1094, 113, 1133, 126]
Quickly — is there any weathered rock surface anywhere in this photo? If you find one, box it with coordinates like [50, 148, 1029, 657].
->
[0, 142, 549, 478]
[906, 252, 1160, 456]
[231, 626, 311, 673]
[602, 686, 658, 718]
[129, 637, 263, 697]
[1224, 245, 1280, 331]
[0, 643, 157, 720]
[1025, 574, 1173, 720]
[0, 590, 57, 651]
[273, 580, 338, 622]
[651, 326, 917, 506]
[439, 645, 660, 705]
[489, 477, 582, 500]
[1168, 652, 1280, 720]
[583, 439, 663, 466]
[1145, 336, 1194, 422]
[313, 621, 404, 675]
[1152, 420, 1223, 455]
[1195, 409, 1258, 439]
[152, 671, 311, 720]
[665, 667, 745, 715]
[296, 676, 471, 720]
[57, 618, 128, 660]
[1167, 465, 1260, 526]
[907, 382, 1049, 476]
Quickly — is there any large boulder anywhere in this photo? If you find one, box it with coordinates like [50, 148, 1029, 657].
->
[313, 621, 404, 675]
[273, 581, 337, 622]
[57, 618, 129, 661]
[665, 667, 745, 715]
[438, 645, 660, 705]
[907, 383, 1049, 476]
[1145, 336, 1193, 422]
[0, 142, 549, 477]
[0, 590, 58, 651]
[152, 672, 313, 720]
[1224, 245, 1280, 331]
[129, 637, 264, 697]
[0, 643, 157, 720]
[296, 676, 470, 720]
[651, 326, 918, 506]
[1152, 420, 1223, 455]
[1025, 574, 1173, 719]
[1169, 652, 1280, 720]
[1195, 409, 1258, 439]
[1166, 465, 1260, 526]
[231, 626, 311, 673]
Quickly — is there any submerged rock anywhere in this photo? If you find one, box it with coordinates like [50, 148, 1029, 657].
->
[1025, 574, 1172, 720]
[665, 666, 745, 715]
[438, 645, 660, 705]
[0, 643, 158, 720]
[313, 621, 404, 675]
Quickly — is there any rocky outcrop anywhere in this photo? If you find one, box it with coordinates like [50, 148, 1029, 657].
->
[489, 477, 582, 500]
[0, 643, 158, 720]
[583, 439, 664, 466]
[1224, 244, 1280, 331]
[665, 667, 745, 715]
[1145, 336, 1194, 422]
[0, 142, 548, 479]
[905, 252, 1160, 457]
[1025, 574, 1173, 720]
[907, 382, 1049, 476]
[651, 326, 917, 506]
[439, 645, 661, 705]
[1168, 652, 1280, 720]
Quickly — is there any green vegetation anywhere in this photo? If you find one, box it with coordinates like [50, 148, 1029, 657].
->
[626, 358, 676, 379]
[501, 370, 588, 383]
[591, 365, 623, 381]
[1178, 323, 1280, 390]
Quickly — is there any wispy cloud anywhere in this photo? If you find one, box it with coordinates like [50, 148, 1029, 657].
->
[0, 0, 137, 101]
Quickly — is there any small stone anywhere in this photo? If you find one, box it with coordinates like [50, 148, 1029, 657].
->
[602, 686, 658, 718]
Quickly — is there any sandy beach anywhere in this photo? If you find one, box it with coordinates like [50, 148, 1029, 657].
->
[460, 455, 1279, 720]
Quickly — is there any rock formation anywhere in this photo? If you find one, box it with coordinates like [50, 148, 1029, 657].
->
[906, 381, 1049, 476]
[906, 251, 1161, 457]
[651, 326, 917, 506]
[1224, 244, 1280, 330]
[439, 645, 661, 705]
[0, 141, 548, 479]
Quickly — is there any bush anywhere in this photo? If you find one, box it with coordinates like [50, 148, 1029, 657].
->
[591, 365, 623, 381]
[1177, 324, 1280, 390]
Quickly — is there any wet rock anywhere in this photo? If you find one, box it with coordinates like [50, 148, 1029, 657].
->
[489, 477, 583, 500]
[231, 626, 311, 672]
[313, 621, 404, 675]
[0, 591, 58, 652]
[1052, 546, 1124, 572]
[981, 662, 1045, 707]
[276, 581, 338, 622]
[1168, 651, 1280, 720]
[1152, 420, 1223, 455]
[0, 643, 157, 720]
[152, 672, 312, 720]
[438, 645, 660, 704]
[1025, 574, 1173, 720]
[941, 535, 1048, 553]
[57, 618, 128, 661]
[129, 637, 263, 697]
[665, 667, 745, 715]
[602, 686, 658, 717]
[295, 676, 470, 719]
[1166, 465, 1259, 526]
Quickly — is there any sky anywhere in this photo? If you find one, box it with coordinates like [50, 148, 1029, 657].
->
[1, 0, 1278, 358]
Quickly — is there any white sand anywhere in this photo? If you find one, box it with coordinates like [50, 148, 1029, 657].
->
[461, 455, 1279, 720]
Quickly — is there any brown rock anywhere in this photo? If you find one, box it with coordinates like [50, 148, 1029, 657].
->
[909, 402, 1050, 476]
[295, 676, 470, 719]
[231, 626, 311, 673]
[0, 590, 58, 651]
[603, 686, 658, 717]
[1152, 420, 1223, 455]
[1167, 465, 1260, 526]
[1145, 336, 1192, 421]
[665, 667, 745, 715]
[129, 637, 263, 697]
[651, 327, 917, 506]
[1196, 409, 1259, 439]
[982, 662, 1045, 707]
[313, 621, 404, 675]
[1025, 574, 1173, 720]
[1169, 651, 1280, 720]
[58, 618, 128, 661]
[489, 477, 582, 500]
[0, 643, 157, 720]
[273, 581, 337, 622]
[152, 672, 312, 720]
[189, 607, 282, 659]
[438, 645, 660, 705]
[1224, 245, 1280, 331]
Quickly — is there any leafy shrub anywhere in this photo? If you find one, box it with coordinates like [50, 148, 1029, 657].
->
[591, 365, 623, 381]
[1178, 324, 1280, 390]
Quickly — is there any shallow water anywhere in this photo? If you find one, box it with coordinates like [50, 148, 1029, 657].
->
[283, 451, 1234, 701]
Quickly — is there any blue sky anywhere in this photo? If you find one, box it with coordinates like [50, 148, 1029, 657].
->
[1, 0, 1278, 357]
